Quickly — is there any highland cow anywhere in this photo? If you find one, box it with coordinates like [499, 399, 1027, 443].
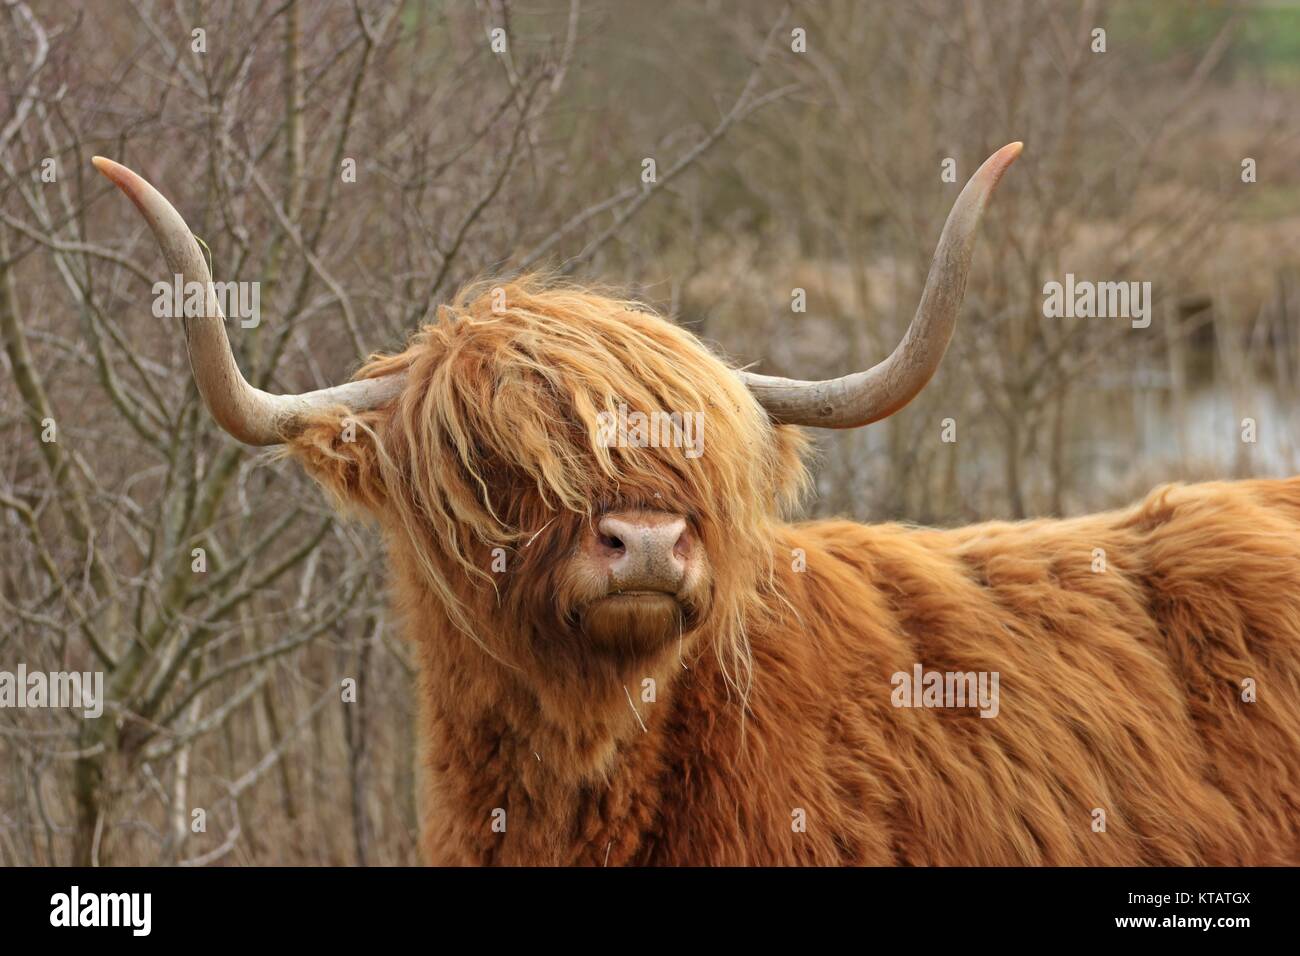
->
[93, 143, 1300, 865]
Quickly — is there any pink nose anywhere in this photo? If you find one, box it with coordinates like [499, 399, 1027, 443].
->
[594, 511, 691, 593]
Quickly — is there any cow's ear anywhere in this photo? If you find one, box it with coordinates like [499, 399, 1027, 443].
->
[285, 406, 392, 516]
[770, 423, 813, 514]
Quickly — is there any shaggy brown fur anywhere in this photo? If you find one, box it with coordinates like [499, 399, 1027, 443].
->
[289, 278, 1300, 865]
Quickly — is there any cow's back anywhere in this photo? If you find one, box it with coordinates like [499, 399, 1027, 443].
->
[667, 478, 1300, 864]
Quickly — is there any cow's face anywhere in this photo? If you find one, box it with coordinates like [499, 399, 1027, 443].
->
[291, 279, 809, 676]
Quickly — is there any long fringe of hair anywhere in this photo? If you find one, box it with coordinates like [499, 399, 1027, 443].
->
[289, 275, 811, 698]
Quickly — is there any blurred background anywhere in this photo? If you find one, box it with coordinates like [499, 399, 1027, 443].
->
[1, 0, 1297, 864]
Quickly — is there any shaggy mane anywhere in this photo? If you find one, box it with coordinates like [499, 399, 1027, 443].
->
[290, 275, 810, 694]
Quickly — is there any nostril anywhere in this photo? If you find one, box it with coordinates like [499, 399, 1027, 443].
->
[598, 533, 625, 553]
[673, 528, 691, 560]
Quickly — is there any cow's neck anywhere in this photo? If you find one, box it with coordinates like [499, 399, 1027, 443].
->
[414, 610, 695, 864]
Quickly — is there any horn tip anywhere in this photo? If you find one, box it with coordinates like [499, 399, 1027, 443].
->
[91, 155, 120, 177]
[91, 155, 133, 189]
[993, 141, 1023, 167]
[976, 141, 1023, 192]
[91, 156, 155, 216]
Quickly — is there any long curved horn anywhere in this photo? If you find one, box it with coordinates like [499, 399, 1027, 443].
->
[92, 157, 405, 445]
[739, 141, 1022, 428]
